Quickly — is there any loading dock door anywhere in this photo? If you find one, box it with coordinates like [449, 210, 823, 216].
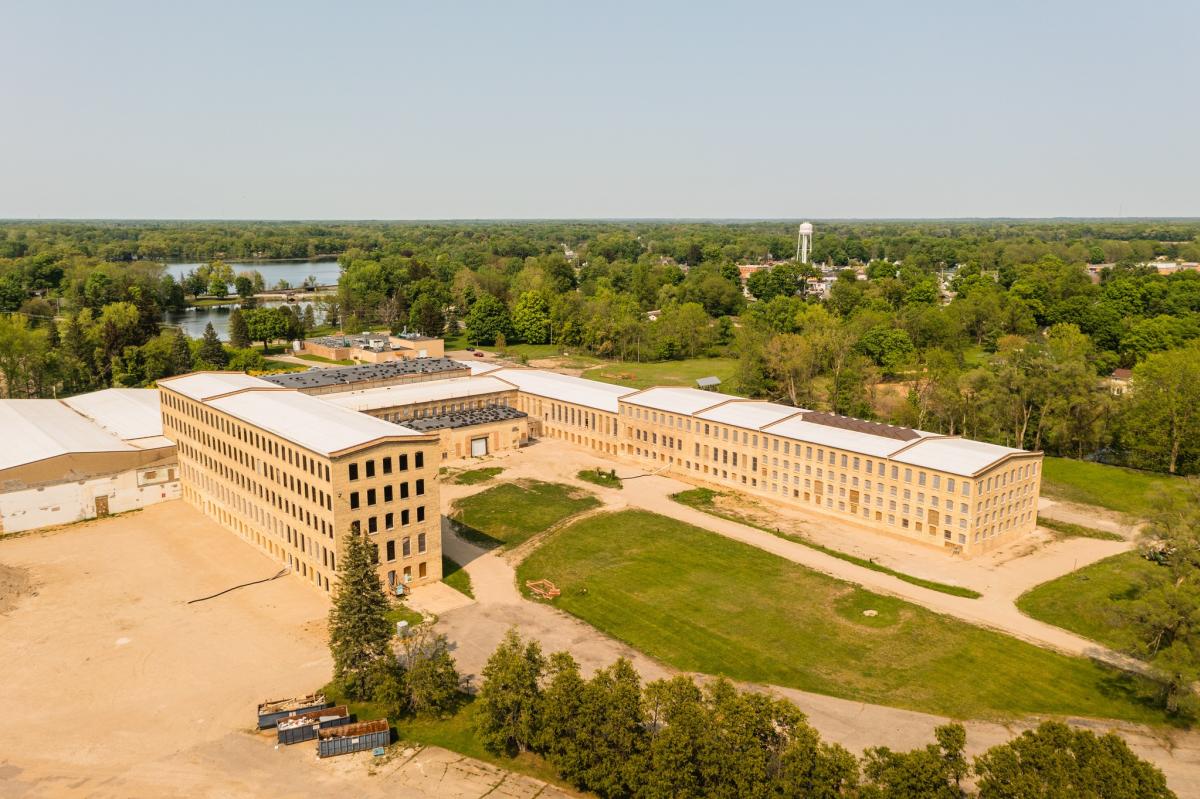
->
[471, 437, 488, 457]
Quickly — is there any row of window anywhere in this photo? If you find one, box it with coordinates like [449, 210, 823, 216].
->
[347, 452, 423, 481]
[348, 480, 426, 508]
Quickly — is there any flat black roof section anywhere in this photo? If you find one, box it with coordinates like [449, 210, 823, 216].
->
[262, 358, 464, 389]
[401, 405, 527, 432]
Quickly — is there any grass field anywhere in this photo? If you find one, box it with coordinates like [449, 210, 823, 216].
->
[584, 356, 739, 392]
[451, 480, 600, 549]
[442, 555, 474, 598]
[385, 602, 424, 627]
[261, 359, 305, 372]
[452, 466, 504, 485]
[671, 488, 981, 599]
[577, 468, 622, 489]
[1036, 515, 1124, 542]
[1041, 457, 1188, 517]
[517, 509, 1169, 724]
[1017, 551, 1161, 652]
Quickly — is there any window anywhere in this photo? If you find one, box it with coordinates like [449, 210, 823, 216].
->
[349, 492, 360, 510]
[382, 457, 392, 475]
[349, 463, 359, 481]
[384, 485, 393, 502]
[417, 506, 426, 522]
[415, 452, 424, 468]
[399, 454, 409, 471]
[400, 482, 410, 499]
[367, 488, 377, 506]
[386, 540, 395, 561]
[385, 512, 394, 529]
[402, 537, 411, 557]
[418, 533, 426, 553]
[368, 516, 378, 534]
[366, 460, 376, 478]
[416, 479, 425, 496]
[401, 509, 410, 525]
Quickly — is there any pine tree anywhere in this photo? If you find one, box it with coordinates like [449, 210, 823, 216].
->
[228, 308, 250, 349]
[475, 629, 545, 755]
[198, 322, 227, 367]
[328, 522, 393, 699]
[169, 328, 193, 375]
[302, 304, 316, 334]
[46, 319, 61, 349]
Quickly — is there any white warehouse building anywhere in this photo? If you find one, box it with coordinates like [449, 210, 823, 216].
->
[0, 389, 179, 534]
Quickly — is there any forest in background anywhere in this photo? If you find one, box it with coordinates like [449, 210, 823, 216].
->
[2, 219, 1200, 475]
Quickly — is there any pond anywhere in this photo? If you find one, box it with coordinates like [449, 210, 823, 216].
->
[163, 257, 341, 290]
[164, 300, 327, 340]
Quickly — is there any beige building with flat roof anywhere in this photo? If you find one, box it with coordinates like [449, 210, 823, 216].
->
[159, 372, 442, 594]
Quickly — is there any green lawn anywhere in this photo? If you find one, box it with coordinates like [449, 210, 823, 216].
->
[1017, 551, 1161, 652]
[584, 356, 739, 392]
[442, 555, 474, 598]
[671, 488, 981, 599]
[385, 602, 424, 627]
[296, 352, 355, 365]
[261, 359, 305, 372]
[452, 466, 504, 485]
[516, 509, 1170, 724]
[451, 480, 600, 549]
[1041, 457, 1188, 517]
[1036, 515, 1124, 542]
[577, 468, 622, 489]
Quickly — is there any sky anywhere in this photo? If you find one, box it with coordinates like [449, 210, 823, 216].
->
[1, 1, 1197, 220]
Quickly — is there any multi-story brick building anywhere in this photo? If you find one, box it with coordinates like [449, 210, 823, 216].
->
[158, 372, 442, 594]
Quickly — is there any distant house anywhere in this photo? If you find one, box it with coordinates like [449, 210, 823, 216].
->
[696, 376, 721, 391]
[1107, 368, 1133, 395]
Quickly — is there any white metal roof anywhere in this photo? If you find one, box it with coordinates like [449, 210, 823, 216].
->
[453, 359, 505, 375]
[206, 390, 420, 456]
[492, 369, 637, 413]
[317, 376, 513, 413]
[158, 372, 279, 401]
[764, 416, 917, 459]
[696, 400, 805, 430]
[890, 437, 1029, 476]
[622, 387, 735, 416]
[0, 400, 135, 472]
[63, 388, 164, 441]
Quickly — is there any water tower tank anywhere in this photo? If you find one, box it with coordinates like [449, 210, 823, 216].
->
[799, 222, 813, 235]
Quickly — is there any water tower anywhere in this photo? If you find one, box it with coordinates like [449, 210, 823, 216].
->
[796, 221, 813, 264]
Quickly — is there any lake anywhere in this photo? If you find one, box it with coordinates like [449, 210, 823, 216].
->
[163, 258, 342, 290]
[165, 300, 328, 340]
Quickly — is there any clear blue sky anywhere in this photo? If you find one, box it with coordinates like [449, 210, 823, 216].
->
[2, 1, 1197, 219]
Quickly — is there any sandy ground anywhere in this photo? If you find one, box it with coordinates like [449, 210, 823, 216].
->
[434, 440, 1200, 794]
[0, 503, 570, 799]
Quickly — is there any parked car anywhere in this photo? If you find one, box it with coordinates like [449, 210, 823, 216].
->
[473, 351, 485, 358]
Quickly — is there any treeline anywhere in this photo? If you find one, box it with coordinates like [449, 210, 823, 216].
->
[471, 631, 1174, 799]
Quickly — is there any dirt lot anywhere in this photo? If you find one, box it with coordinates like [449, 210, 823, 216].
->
[0, 502, 569, 799]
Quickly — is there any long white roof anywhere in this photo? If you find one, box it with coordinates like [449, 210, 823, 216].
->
[891, 437, 1029, 476]
[206, 390, 420, 456]
[764, 416, 922, 459]
[318, 376, 513, 413]
[0, 400, 136, 472]
[696, 400, 805, 430]
[493, 369, 636, 413]
[623, 387, 732, 416]
[453, 359, 505, 375]
[159, 372, 279, 401]
[63, 388, 164, 441]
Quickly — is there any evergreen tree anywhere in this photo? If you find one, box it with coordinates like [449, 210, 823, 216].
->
[169, 328, 193, 374]
[228, 308, 251, 349]
[475, 629, 545, 755]
[46, 318, 61, 348]
[401, 629, 462, 717]
[302, 304, 316, 334]
[536, 651, 585, 761]
[328, 522, 393, 698]
[198, 322, 227, 367]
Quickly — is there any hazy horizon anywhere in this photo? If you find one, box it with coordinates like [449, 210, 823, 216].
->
[3, 1, 1198, 219]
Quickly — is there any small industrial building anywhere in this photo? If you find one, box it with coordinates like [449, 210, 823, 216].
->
[0, 389, 178, 534]
[300, 332, 445, 363]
